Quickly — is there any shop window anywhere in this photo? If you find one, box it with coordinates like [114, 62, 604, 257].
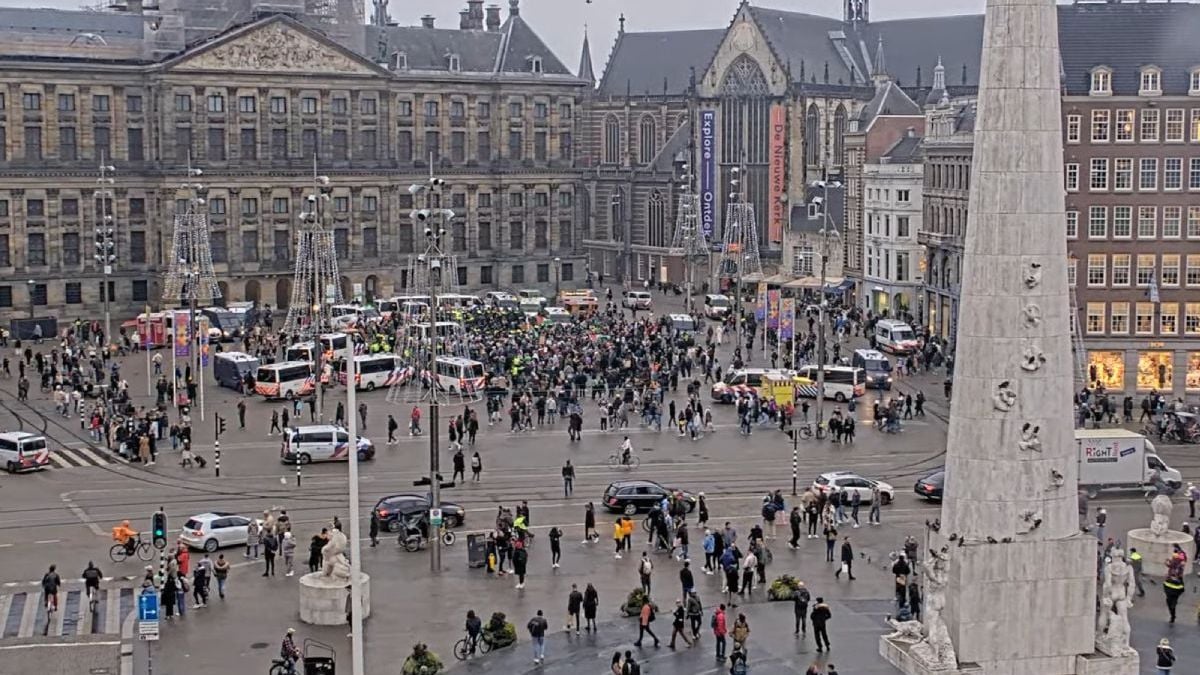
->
[1137, 351, 1173, 391]
[1187, 353, 1200, 392]
[1087, 351, 1124, 390]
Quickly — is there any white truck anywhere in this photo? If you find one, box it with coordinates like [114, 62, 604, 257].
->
[1076, 429, 1181, 497]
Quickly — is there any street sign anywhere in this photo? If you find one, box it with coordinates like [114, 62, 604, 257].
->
[137, 621, 159, 641]
[429, 508, 443, 527]
[137, 589, 159, 621]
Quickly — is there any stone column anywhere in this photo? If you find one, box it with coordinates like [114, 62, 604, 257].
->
[881, 1, 1136, 674]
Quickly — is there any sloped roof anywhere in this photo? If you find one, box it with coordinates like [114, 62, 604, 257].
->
[365, 14, 571, 76]
[1059, 1, 1200, 96]
[853, 14, 984, 90]
[597, 29, 724, 97]
[791, 183, 846, 235]
[858, 80, 921, 125]
[648, 119, 691, 173]
[0, 6, 143, 36]
[882, 133, 923, 163]
[497, 14, 572, 75]
[748, 6, 858, 85]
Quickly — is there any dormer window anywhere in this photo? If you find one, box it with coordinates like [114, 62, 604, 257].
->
[1190, 68, 1200, 96]
[529, 56, 543, 74]
[1139, 66, 1162, 96]
[1090, 67, 1112, 96]
[391, 51, 407, 71]
[447, 53, 460, 72]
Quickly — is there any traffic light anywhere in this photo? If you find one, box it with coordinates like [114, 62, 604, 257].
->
[216, 414, 227, 439]
[151, 509, 167, 549]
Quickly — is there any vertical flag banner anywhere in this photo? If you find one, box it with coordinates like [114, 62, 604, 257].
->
[781, 298, 795, 341]
[174, 311, 190, 358]
[755, 282, 768, 321]
[768, 104, 787, 244]
[767, 289, 781, 330]
[200, 319, 210, 367]
[699, 110, 716, 240]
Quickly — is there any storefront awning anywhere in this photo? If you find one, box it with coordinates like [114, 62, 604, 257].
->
[824, 278, 855, 293]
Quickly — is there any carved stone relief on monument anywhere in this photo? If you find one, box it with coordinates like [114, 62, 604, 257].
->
[992, 381, 1017, 412]
[173, 22, 374, 74]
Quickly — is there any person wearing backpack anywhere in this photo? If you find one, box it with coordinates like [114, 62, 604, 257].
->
[622, 650, 641, 675]
[792, 580, 811, 636]
[686, 590, 704, 640]
[711, 603, 728, 661]
[639, 551, 653, 595]
[527, 609, 549, 664]
[633, 598, 659, 648]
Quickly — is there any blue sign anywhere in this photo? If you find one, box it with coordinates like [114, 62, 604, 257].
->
[138, 589, 159, 622]
[699, 110, 717, 240]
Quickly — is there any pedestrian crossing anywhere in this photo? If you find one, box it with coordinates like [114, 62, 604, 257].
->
[47, 446, 125, 469]
[0, 587, 133, 639]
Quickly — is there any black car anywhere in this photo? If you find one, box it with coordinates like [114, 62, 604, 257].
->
[603, 480, 697, 516]
[914, 469, 945, 501]
[373, 493, 466, 531]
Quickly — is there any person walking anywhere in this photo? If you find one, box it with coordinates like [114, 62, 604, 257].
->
[583, 503, 598, 543]
[512, 540, 529, 589]
[245, 520, 260, 559]
[835, 537, 856, 580]
[237, 399, 246, 429]
[824, 523, 838, 562]
[792, 581, 811, 636]
[269, 409, 281, 435]
[1163, 552, 1186, 623]
[549, 526, 562, 569]
[387, 414, 398, 445]
[712, 603, 728, 661]
[1156, 638, 1176, 674]
[613, 519, 625, 560]
[213, 554, 229, 600]
[566, 583, 583, 634]
[562, 460, 575, 497]
[730, 613, 749, 652]
[358, 402, 368, 430]
[634, 598, 660, 648]
[369, 512, 379, 548]
[527, 609, 548, 665]
[281, 532, 296, 577]
[686, 590, 703, 641]
[471, 451, 482, 481]
[789, 507, 802, 549]
[849, 490, 861, 528]
[739, 548, 757, 596]
[162, 572, 178, 620]
[583, 583, 599, 632]
[810, 597, 832, 652]
[869, 485, 882, 525]
[261, 530, 278, 577]
[1128, 548, 1145, 597]
[680, 561, 695, 599]
[668, 599, 693, 649]
[452, 448, 466, 483]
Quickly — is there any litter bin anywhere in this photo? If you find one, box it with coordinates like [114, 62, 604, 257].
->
[467, 533, 488, 569]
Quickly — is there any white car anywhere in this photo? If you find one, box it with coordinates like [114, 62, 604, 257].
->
[622, 291, 652, 310]
[812, 471, 894, 505]
[517, 289, 548, 307]
[179, 512, 263, 552]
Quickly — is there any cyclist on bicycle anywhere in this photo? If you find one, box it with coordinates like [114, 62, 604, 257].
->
[280, 628, 302, 672]
[620, 436, 633, 466]
[465, 609, 482, 655]
[82, 561, 102, 601]
[41, 565, 62, 612]
[112, 520, 138, 556]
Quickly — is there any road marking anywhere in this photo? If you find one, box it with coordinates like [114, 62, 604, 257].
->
[0, 641, 121, 651]
[17, 589, 37, 637]
[74, 447, 110, 466]
[34, 540, 60, 545]
[61, 492, 106, 537]
[47, 453, 74, 469]
[0, 544, 11, 549]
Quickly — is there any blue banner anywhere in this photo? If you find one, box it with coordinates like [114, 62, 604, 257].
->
[700, 110, 716, 240]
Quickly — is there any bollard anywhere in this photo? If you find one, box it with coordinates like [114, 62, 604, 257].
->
[214, 440, 220, 478]
[296, 460, 301, 487]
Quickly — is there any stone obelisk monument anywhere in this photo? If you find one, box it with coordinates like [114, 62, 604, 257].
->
[880, 1, 1137, 673]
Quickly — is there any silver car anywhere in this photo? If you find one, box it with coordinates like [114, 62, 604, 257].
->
[179, 512, 262, 552]
[812, 471, 894, 505]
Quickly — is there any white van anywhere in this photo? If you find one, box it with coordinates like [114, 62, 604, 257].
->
[874, 320, 919, 355]
[0, 431, 50, 473]
[622, 291, 652, 310]
[851, 349, 892, 390]
[338, 354, 403, 391]
[254, 361, 315, 400]
[710, 368, 792, 403]
[796, 365, 867, 401]
[280, 425, 375, 465]
[434, 356, 486, 394]
[703, 294, 731, 319]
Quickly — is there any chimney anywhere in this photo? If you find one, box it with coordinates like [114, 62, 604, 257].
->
[508, 0, 519, 18]
[485, 4, 501, 30]
[468, 0, 485, 29]
[459, 9, 470, 29]
[420, 14, 435, 28]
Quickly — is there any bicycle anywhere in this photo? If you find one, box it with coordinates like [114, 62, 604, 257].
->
[607, 453, 640, 470]
[453, 632, 492, 660]
[268, 657, 300, 675]
[109, 535, 155, 563]
[85, 584, 99, 613]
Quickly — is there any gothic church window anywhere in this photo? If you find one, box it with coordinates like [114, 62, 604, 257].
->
[603, 114, 621, 165]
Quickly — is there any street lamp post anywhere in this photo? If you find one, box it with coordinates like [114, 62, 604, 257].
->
[26, 279, 35, 320]
[809, 181, 842, 440]
[95, 153, 117, 346]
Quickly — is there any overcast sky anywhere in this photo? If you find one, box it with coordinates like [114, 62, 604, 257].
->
[0, 0, 987, 75]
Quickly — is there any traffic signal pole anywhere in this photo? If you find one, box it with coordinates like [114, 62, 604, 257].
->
[214, 414, 225, 477]
[345, 356, 365, 675]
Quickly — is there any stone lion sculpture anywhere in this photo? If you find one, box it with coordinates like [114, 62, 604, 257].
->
[321, 527, 352, 580]
[1150, 494, 1172, 538]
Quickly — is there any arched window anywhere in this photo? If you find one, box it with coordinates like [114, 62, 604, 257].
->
[639, 115, 657, 165]
[647, 190, 666, 247]
[603, 114, 621, 165]
[804, 104, 820, 167]
[833, 105, 847, 166]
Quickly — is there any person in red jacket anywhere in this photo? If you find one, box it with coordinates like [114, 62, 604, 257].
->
[712, 603, 728, 661]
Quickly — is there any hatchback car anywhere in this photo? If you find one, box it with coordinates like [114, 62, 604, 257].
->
[603, 480, 696, 515]
[179, 512, 262, 552]
[812, 471, 894, 505]
[373, 493, 466, 532]
[914, 468, 945, 501]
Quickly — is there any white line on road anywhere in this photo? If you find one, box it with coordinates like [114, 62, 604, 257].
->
[33, 539, 60, 544]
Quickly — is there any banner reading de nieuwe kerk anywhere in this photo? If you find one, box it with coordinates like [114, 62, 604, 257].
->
[768, 104, 787, 245]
